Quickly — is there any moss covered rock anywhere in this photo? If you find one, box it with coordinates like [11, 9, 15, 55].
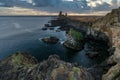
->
[64, 28, 84, 51]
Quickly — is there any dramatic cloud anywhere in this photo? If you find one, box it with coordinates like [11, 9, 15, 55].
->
[110, 0, 119, 8]
[93, 2, 111, 11]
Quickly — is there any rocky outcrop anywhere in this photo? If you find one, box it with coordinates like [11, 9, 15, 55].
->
[42, 36, 59, 44]
[64, 28, 84, 51]
[64, 40, 83, 51]
[0, 52, 94, 80]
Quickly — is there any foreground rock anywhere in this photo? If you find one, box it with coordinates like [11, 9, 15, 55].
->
[42, 36, 59, 44]
[0, 52, 94, 80]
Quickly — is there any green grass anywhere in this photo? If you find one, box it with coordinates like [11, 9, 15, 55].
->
[69, 28, 83, 41]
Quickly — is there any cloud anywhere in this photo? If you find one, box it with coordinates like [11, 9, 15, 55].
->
[87, 0, 113, 11]
[33, 0, 62, 7]
[0, 0, 118, 15]
[110, 0, 118, 8]
[20, 0, 117, 14]
[93, 2, 111, 11]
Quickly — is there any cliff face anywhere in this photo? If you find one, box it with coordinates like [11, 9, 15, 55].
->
[0, 52, 94, 80]
[92, 7, 120, 80]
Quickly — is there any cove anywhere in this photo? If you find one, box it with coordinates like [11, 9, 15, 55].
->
[0, 16, 109, 68]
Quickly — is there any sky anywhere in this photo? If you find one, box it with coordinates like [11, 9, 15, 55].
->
[0, 0, 119, 15]
[15, 0, 120, 15]
[0, 0, 119, 10]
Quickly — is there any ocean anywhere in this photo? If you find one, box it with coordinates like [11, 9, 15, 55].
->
[0, 16, 108, 67]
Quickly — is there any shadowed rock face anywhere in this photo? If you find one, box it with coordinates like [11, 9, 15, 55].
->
[0, 52, 94, 80]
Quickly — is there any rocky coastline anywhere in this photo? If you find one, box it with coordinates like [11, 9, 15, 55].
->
[44, 7, 120, 80]
[0, 7, 120, 80]
[92, 7, 120, 80]
[0, 52, 94, 80]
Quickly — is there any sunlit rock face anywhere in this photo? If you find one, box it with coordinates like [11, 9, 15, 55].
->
[0, 52, 94, 80]
[102, 64, 120, 80]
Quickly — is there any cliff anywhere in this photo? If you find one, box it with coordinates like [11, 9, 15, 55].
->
[0, 52, 94, 80]
[92, 7, 120, 80]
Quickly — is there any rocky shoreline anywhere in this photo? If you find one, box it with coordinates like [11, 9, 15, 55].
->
[0, 52, 94, 80]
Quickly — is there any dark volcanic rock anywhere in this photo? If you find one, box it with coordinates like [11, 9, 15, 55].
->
[0, 52, 94, 80]
[42, 36, 59, 44]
